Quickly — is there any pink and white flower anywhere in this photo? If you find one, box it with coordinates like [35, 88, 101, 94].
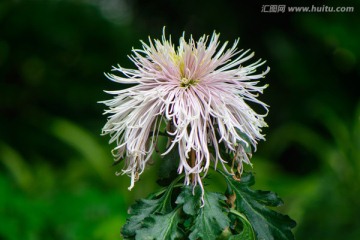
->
[102, 29, 269, 192]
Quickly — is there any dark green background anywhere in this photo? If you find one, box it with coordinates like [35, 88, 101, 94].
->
[1, 0, 359, 239]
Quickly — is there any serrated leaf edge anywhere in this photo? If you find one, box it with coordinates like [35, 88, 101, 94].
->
[219, 170, 296, 240]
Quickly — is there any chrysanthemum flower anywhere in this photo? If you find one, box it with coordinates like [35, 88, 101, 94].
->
[102, 29, 269, 193]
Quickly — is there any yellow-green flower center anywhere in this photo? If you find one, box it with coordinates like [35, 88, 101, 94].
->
[180, 77, 199, 88]
[171, 53, 199, 88]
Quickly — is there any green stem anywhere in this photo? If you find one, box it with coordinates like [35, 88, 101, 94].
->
[149, 174, 184, 199]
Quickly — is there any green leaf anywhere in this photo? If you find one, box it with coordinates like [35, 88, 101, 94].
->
[121, 198, 163, 238]
[175, 185, 201, 216]
[229, 209, 256, 240]
[177, 187, 230, 240]
[219, 171, 296, 240]
[135, 208, 184, 240]
[157, 145, 179, 185]
[121, 176, 181, 238]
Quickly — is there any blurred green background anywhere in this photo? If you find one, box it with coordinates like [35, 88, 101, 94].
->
[0, 0, 359, 239]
